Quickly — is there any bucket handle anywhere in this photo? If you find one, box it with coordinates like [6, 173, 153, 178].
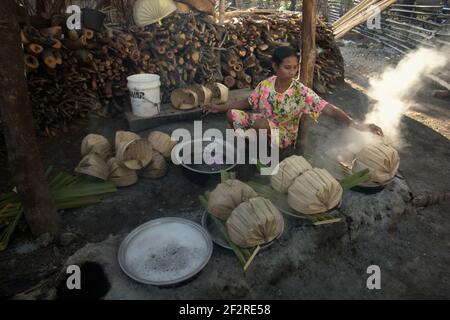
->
[131, 87, 160, 114]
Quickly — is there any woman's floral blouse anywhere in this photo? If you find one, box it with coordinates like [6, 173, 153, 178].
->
[230, 75, 329, 149]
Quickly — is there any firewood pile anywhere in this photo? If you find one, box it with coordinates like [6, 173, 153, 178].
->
[220, 12, 345, 93]
[22, 24, 130, 136]
[129, 13, 225, 103]
[19, 10, 344, 136]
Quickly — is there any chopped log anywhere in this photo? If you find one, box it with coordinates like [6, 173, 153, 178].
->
[237, 71, 252, 84]
[224, 75, 236, 88]
[52, 39, 62, 49]
[191, 51, 200, 63]
[40, 26, 62, 39]
[24, 54, 39, 70]
[26, 43, 44, 55]
[63, 35, 87, 50]
[42, 49, 57, 68]
[68, 30, 79, 41]
[130, 48, 140, 62]
[53, 50, 62, 65]
[74, 49, 93, 63]
[82, 28, 95, 40]
[236, 80, 246, 89]
[21, 29, 29, 44]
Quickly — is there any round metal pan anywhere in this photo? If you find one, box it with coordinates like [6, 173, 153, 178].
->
[201, 210, 284, 251]
[172, 138, 239, 186]
[118, 217, 213, 286]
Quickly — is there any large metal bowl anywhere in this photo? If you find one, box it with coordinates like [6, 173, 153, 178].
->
[172, 138, 239, 185]
[118, 217, 213, 286]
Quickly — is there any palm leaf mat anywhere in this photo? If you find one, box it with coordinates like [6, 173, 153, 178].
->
[0, 167, 117, 251]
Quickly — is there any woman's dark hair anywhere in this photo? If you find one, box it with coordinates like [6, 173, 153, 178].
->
[272, 46, 298, 65]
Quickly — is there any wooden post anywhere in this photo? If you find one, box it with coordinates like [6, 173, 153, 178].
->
[0, 0, 60, 237]
[297, 0, 317, 150]
[300, 0, 317, 88]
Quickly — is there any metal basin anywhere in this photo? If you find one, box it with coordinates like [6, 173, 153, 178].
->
[118, 217, 213, 286]
[173, 138, 239, 185]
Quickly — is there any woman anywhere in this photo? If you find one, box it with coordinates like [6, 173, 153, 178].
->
[202, 46, 383, 151]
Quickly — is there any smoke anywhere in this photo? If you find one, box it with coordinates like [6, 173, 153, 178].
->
[307, 46, 449, 166]
[364, 46, 448, 147]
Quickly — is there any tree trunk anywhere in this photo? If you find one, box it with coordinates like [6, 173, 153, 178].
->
[0, 0, 60, 237]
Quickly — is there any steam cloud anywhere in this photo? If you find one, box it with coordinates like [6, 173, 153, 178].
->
[364, 46, 448, 145]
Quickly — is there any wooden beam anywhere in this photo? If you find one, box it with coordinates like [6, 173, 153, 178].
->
[300, 0, 317, 88]
[219, 0, 225, 24]
[0, 0, 60, 237]
[297, 0, 317, 150]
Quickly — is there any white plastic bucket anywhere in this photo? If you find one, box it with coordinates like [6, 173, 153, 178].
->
[127, 74, 161, 117]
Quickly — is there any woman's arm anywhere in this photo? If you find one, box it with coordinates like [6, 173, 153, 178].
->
[202, 98, 250, 114]
[322, 103, 384, 136]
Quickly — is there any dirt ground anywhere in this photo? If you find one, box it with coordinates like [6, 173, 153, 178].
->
[0, 34, 449, 300]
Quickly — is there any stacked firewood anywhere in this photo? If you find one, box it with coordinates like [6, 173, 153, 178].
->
[220, 12, 345, 93]
[19, 11, 344, 135]
[22, 24, 130, 135]
[129, 13, 225, 103]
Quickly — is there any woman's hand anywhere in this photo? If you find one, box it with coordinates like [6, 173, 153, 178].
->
[201, 103, 228, 114]
[354, 122, 384, 136]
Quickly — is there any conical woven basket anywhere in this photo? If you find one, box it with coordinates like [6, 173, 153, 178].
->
[226, 197, 284, 248]
[148, 131, 177, 159]
[80, 133, 112, 161]
[141, 151, 167, 179]
[189, 84, 213, 105]
[75, 152, 109, 180]
[170, 88, 199, 110]
[271, 155, 312, 194]
[107, 157, 138, 187]
[208, 82, 229, 104]
[116, 138, 153, 170]
[207, 179, 258, 221]
[352, 143, 400, 184]
[288, 168, 343, 215]
[115, 131, 140, 151]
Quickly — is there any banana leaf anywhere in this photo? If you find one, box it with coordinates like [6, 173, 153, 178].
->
[0, 168, 117, 252]
[0, 208, 23, 251]
[199, 189, 259, 271]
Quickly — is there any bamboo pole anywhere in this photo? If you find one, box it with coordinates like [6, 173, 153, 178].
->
[334, 0, 398, 39]
[333, 0, 376, 30]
